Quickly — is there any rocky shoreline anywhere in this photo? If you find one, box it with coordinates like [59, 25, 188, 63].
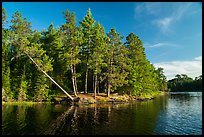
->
[51, 92, 168, 105]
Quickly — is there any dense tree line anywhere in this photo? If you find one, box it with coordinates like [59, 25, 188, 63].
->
[2, 7, 168, 102]
[168, 74, 202, 92]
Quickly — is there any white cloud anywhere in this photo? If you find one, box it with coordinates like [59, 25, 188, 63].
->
[134, 2, 162, 18]
[154, 3, 192, 33]
[145, 42, 180, 48]
[135, 2, 193, 33]
[153, 17, 173, 33]
[194, 56, 202, 61]
[173, 2, 192, 20]
[154, 56, 202, 80]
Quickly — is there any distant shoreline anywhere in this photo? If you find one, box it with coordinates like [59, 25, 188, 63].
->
[169, 91, 202, 92]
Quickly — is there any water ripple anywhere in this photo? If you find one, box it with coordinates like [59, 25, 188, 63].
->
[2, 92, 202, 135]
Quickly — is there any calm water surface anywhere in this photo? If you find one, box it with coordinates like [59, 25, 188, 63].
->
[2, 92, 202, 135]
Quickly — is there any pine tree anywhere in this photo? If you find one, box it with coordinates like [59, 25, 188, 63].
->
[61, 10, 83, 96]
[89, 22, 107, 98]
[10, 11, 53, 101]
[9, 11, 32, 100]
[126, 32, 161, 96]
[26, 31, 53, 101]
[80, 8, 96, 94]
[105, 28, 129, 97]
[126, 32, 149, 95]
[155, 67, 168, 91]
[3, 7, 169, 102]
[41, 24, 65, 94]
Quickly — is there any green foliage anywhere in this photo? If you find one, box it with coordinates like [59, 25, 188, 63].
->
[168, 74, 202, 92]
[80, 8, 95, 57]
[34, 75, 49, 102]
[125, 33, 164, 96]
[105, 28, 129, 96]
[2, 8, 13, 101]
[18, 80, 28, 101]
[79, 8, 97, 94]
[2, 30, 12, 100]
[3, 8, 169, 102]
[155, 67, 168, 91]
[126, 33, 145, 95]
[89, 22, 106, 72]
[61, 10, 82, 70]
[2, 7, 7, 26]
[60, 10, 83, 96]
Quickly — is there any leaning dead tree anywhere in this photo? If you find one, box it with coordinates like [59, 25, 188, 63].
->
[25, 51, 74, 101]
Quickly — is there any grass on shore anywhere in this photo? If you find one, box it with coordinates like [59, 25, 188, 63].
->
[2, 101, 52, 105]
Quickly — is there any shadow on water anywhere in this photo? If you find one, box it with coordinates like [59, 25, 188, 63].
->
[43, 103, 162, 135]
[2, 98, 167, 135]
[2, 92, 202, 135]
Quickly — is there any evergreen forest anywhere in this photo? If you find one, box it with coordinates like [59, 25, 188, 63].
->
[2, 7, 172, 102]
[168, 74, 202, 92]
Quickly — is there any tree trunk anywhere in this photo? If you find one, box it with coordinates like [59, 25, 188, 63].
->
[25, 52, 74, 101]
[74, 78, 78, 93]
[107, 80, 110, 97]
[73, 64, 78, 93]
[93, 72, 95, 95]
[94, 70, 98, 96]
[94, 70, 97, 99]
[107, 73, 110, 97]
[71, 65, 77, 97]
[85, 57, 88, 94]
[97, 75, 100, 95]
[85, 67, 88, 94]
[70, 50, 77, 96]
[107, 59, 112, 97]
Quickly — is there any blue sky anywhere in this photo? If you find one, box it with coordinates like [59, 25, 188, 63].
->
[2, 2, 202, 80]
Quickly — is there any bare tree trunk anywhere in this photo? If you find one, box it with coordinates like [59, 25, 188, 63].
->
[70, 50, 77, 97]
[85, 57, 88, 94]
[71, 65, 77, 97]
[73, 64, 78, 93]
[104, 80, 107, 94]
[97, 74, 100, 95]
[107, 59, 112, 97]
[93, 71, 95, 95]
[74, 79, 78, 93]
[85, 67, 88, 94]
[94, 72, 97, 97]
[85, 36, 91, 94]
[107, 74, 110, 97]
[25, 52, 74, 101]
[107, 80, 110, 97]
[97, 82, 100, 95]
[94, 70, 97, 99]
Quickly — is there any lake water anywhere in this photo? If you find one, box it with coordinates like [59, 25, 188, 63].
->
[2, 92, 202, 135]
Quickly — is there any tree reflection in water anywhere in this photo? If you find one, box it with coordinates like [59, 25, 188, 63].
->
[2, 92, 201, 135]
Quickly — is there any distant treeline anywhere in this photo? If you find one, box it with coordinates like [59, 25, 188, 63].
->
[168, 74, 202, 92]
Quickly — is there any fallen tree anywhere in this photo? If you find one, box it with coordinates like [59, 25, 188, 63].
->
[25, 51, 74, 101]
